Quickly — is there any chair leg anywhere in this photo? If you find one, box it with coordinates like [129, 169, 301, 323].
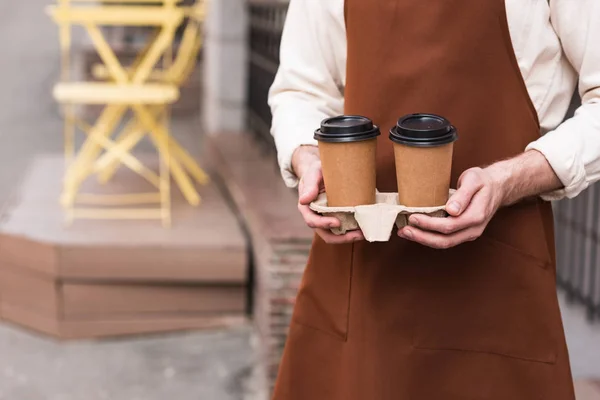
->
[95, 107, 210, 187]
[64, 103, 76, 165]
[73, 118, 161, 187]
[86, 128, 162, 187]
[63, 102, 76, 223]
[62, 104, 127, 207]
[96, 107, 165, 183]
[132, 104, 200, 206]
[99, 120, 211, 187]
[96, 117, 148, 183]
[169, 138, 210, 185]
[159, 101, 172, 228]
[159, 131, 172, 228]
[159, 103, 209, 186]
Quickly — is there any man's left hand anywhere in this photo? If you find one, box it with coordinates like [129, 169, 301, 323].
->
[398, 167, 505, 249]
[397, 150, 563, 249]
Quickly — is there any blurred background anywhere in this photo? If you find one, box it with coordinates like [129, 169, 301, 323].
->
[0, 0, 598, 399]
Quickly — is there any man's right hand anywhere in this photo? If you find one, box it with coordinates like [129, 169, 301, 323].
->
[292, 146, 365, 244]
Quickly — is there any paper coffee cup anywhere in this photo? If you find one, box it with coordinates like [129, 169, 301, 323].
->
[314, 116, 380, 207]
[390, 114, 458, 207]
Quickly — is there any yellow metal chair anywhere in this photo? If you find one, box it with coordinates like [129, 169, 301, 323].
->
[90, 0, 210, 190]
[49, 0, 188, 226]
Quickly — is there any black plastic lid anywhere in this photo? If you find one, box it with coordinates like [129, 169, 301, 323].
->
[314, 115, 381, 143]
[389, 113, 458, 147]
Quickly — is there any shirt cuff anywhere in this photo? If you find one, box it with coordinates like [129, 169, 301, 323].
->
[275, 130, 319, 189]
[525, 130, 588, 201]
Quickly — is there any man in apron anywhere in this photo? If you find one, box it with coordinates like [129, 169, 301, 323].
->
[268, 0, 600, 398]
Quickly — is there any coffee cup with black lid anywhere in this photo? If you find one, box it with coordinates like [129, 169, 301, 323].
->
[315, 115, 380, 207]
[389, 113, 458, 207]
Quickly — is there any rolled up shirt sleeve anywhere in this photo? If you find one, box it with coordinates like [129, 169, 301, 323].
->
[526, 0, 600, 201]
[268, 0, 345, 188]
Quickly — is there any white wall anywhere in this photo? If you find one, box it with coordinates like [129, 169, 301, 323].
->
[203, 0, 249, 134]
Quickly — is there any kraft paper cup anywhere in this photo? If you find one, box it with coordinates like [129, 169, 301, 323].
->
[315, 116, 380, 207]
[390, 114, 458, 207]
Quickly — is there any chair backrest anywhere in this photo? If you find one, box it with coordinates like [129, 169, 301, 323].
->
[51, 0, 202, 86]
[53, 0, 179, 69]
[162, 0, 206, 86]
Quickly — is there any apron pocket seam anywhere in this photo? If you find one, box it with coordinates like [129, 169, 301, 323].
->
[481, 234, 550, 269]
[291, 319, 348, 342]
[413, 345, 557, 365]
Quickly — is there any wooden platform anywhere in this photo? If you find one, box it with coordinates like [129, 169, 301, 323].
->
[0, 155, 248, 339]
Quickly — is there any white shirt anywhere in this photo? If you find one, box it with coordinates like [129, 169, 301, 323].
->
[268, 0, 600, 201]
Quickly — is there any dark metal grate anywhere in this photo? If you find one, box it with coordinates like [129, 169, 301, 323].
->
[247, 1, 289, 155]
[555, 185, 600, 322]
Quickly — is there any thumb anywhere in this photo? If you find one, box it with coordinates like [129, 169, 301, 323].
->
[299, 166, 322, 205]
[446, 169, 484, 216]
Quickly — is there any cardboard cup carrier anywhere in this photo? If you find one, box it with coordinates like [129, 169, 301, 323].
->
[312, 114, 458, 243]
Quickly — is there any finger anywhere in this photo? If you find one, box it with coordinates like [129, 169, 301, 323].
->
[316, 228, 364, 245]
[446, 169, 485, 216]
[399, 225, 483, 249]
[410, 191, 489, 234]
[298, 204, 341, 229]
[298, 163, 323, 205]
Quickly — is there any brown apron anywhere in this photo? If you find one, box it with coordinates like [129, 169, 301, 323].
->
[272, 0, 576, 398]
